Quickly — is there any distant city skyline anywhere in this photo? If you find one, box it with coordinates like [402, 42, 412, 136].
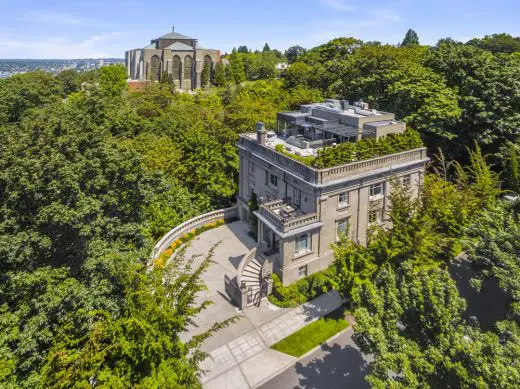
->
[0, 0, 519, 59]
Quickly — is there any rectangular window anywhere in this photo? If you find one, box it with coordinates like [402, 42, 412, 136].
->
[338, 191, 349, 207]
[265, 170, 269, 185]
[369, 183, 383, 198]
[295, 234, 310, 254]
[250, 162, 255, 174]
[369, 210, 382, 224]
[293, 187, 302, 207]
[270, 174, 278, 188]
[402, 175, 411, 186]
[298, 265, 308, 279]
[336, 219, 349, 241]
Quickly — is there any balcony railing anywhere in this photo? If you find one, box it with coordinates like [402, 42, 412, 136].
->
[259, 200, 318, 233]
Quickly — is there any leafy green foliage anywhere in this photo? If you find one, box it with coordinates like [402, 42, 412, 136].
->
[214, 61, 227, 87]
[201, 62, 210, 88]
[468, 203, 520, 321]
[401, 28, 420, 47]
[0, 71, 63, 124]
[268, 269, 334, 308]
[40, 247, 235, 388]
[284, 45, 307, 64]
[467, 33, 520, 54]
[426, 41, 520, 160]
[274, 144, 316, 166]
[314, 129, 423, 168]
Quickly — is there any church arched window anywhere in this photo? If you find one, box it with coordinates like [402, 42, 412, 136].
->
[184, 55, 193, 81]
[172, 55, 181, 81]
[149, 55, 161, 81]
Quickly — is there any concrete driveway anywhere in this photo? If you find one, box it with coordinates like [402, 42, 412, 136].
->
[178, 220, 257, 345]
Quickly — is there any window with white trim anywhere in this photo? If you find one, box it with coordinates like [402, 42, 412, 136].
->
[338, 191, 349, 207]
[295, 234, 311, 254]
[369, 183, 383, 198]
[250, 162, 255, 174]
[298, 265, 308, 279]
[336, 219, 349, 241]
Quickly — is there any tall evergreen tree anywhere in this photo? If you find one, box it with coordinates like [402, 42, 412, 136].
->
[263, 42, 271, 52]
[401, 28, 420, 46]
[214, 61, 227, 87]
[229, 53, 246, 84]
[201, 62, 210, 88]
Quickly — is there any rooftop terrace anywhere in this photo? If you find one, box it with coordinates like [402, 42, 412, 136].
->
[276, 99, 406, 146]
[237, 99, 427, 185]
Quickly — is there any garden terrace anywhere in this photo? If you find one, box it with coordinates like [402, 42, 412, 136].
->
[238, 133, 427, 187]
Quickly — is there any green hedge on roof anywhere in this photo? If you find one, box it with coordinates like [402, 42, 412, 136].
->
[314, 129, 424, 169]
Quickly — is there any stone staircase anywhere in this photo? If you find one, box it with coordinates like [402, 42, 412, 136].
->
[241, 258, 264, 306]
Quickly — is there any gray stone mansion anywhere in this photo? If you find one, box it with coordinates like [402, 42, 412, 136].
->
[236, 99, 428, 290]
[125, 27, 220, 91]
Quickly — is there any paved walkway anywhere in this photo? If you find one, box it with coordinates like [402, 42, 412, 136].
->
[171, 221, 345, 388]
[200, 291, 344, 388]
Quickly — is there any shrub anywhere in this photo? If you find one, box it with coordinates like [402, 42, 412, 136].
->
[268, 267, 335, 308]
[274, 144, 316, 166]
[314, 129, 423, 169]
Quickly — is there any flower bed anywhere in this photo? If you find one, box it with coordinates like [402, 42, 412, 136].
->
[153, 219, 225, 268]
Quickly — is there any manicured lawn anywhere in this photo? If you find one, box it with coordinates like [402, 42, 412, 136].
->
[271, 308, 349, 357]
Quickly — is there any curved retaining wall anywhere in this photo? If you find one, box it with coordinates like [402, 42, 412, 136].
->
[151, 206, 238, 260]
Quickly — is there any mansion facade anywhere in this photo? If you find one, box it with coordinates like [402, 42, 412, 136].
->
[236, 100, 428, 288]
[125, 27, 220, 91]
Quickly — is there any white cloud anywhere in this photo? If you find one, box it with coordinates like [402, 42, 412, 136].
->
[23, 10, 85, 25]
[0, 32, 127, 59]
[320, 0, 355, 11]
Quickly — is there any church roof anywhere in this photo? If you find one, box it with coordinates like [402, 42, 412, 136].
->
[143, 43, 157, 49]
[159, 30, 194, 40]
[166, 42, 194, 51]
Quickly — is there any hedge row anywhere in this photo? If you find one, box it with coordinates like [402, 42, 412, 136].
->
[314, 129, 423, 169]
[274, 144, 316, 166]
[268, 267, 335, 308]
[274, 130, 423, 169]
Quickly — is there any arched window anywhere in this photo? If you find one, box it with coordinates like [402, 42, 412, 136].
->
[172, 55, 181, 81]
[149, 55, 161, 81]
[184, 55, 193, 81]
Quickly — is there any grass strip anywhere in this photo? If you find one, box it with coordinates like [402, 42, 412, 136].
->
[270, 308, 349, 357]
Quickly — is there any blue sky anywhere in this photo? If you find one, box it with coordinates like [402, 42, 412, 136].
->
[0, 0, 519, 58]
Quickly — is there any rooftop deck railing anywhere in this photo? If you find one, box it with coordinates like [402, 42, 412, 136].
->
[238, 134, 427, 186]
[259, 200, 318, 233]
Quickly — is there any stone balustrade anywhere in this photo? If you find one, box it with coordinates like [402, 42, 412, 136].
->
[259, 204, 318, 233]
[239, 135, 427, 186]
[151, 206, 238, 260]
